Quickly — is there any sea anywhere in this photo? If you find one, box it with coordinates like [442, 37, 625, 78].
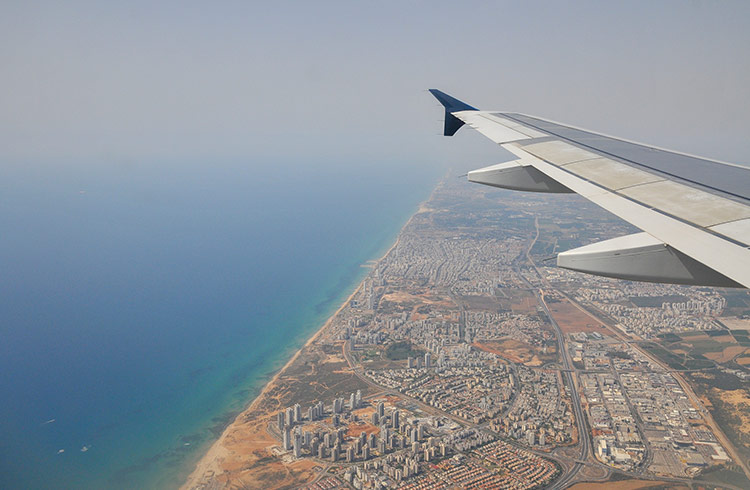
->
[0, 157, 441, 489]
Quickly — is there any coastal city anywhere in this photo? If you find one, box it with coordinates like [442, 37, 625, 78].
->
[183, 176, 750, 490]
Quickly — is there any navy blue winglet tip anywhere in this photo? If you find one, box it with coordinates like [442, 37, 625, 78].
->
[428, 89, 477, 112]
[428, 89, 477, 136]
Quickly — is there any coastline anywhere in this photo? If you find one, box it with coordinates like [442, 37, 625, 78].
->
[180, 182, 439, 489]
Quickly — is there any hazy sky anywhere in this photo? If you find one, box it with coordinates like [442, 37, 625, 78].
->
[2, 1, 749, 167]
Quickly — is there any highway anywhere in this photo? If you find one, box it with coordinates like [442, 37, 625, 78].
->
[513, 218, 587, 489]
[537, 290, 589, 490]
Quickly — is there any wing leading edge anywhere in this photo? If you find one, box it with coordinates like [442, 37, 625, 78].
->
[429, 89, 750, 288]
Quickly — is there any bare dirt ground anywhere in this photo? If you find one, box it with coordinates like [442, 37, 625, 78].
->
[704, 345, 748, 363]
[510, 295, 538, 315]
[546, 298, 612, 335]
[472, 339, 553, 366]
[715, 389, 750, 435]
[183, 414, 319, 489]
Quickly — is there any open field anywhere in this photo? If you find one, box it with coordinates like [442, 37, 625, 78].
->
[473, 338, 556, 366]
[256, 344, 370, 415]
[688, 370, 750, 471]
[545, 297, 610, 335]
[640, 342, 714, 370]
[704, 345, 748, 363]
[716, 389, 750, 435]
[645, 329, 750, 371]
[508, 293, 538, 315]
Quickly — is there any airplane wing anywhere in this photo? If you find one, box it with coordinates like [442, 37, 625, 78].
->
[429, 89, 750, 288]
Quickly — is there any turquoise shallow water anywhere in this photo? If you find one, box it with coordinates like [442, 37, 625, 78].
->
[0, 158, 440, 489]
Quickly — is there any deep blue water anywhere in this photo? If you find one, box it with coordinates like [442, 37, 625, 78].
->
[0, 158, 440, 489]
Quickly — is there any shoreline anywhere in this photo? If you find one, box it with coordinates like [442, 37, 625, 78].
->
[180, 182, 440, 489]
[180, 280, 364, 489]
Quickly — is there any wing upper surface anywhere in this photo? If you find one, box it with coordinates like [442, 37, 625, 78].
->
[431, 90, 750, 288]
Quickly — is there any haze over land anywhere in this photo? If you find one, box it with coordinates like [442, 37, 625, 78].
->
[1, 2, 750, 489]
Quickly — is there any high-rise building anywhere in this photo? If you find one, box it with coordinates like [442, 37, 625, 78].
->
[362, 445, 370, 460]
[417, 423, 424, 440]
[293, 403, 301, 423]
[377, 401, 385, 417]
[392, 410, 399, 428]
[349, 392, 356, 410]
[283, 428, 292, 451]
[308, 406, 315, 422]
[346, 446, 354, 463]
[293, 431, 301, 457]
[424, 352, 431, 368]
[355, 390, 362, 408]
[286, 407, 294, 426]
[277, 411, 285, 430]
[378, 439, 386, 454]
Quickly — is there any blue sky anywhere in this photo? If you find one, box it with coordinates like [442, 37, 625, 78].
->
[1, 1, 749, 166]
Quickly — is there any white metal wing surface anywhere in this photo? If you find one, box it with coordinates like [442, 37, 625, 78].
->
[430, 89, 750, 288]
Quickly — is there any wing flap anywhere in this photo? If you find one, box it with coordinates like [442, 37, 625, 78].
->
[619, 180, 750, 228]
[562, 158, 665, 190]
[521, 140, 601, 165]
[710, 219, 750, 245]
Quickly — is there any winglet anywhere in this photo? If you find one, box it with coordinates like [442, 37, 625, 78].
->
[429, 89, 478, 136]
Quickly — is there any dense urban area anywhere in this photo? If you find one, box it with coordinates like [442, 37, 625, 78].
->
[186, 175, 750, 490]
